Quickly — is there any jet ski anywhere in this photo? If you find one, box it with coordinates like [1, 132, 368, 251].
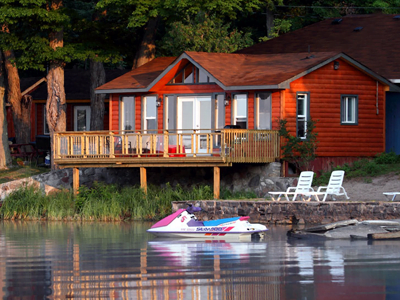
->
[147, 205, 268, 238]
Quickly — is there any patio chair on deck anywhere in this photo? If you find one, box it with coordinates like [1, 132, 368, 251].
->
[268, 171, 314, 201]
[317, 170, 350, 201]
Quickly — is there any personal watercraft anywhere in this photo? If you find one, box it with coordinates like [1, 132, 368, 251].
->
[147, 205, 268, 238]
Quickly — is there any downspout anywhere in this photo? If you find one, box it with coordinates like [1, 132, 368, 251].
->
[376, 81, 379, 115]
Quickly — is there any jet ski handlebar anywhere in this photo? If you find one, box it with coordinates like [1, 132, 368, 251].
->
[186, 205, 201, 214]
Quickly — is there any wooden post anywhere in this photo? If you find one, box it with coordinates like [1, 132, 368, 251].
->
[73, 167, 79, 195]
[140, 167, 147, 193]
[213, 166, 220, 199]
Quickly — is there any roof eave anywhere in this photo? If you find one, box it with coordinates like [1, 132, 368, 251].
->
[95, 88, 148, 94]
[224, 84, 287, 90]
[279, 53, 400, 92]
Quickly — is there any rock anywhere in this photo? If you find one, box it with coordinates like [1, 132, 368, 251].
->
[368, 231, 400, 240]
[248, 175, 260, 187]
[305, 219, 359, 232]
[361, 220, 400, 226]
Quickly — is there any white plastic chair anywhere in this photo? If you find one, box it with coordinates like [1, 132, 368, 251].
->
[269, 171, 314, 201]
[317, 170, 350, 201]
[383, 192, 400, 201]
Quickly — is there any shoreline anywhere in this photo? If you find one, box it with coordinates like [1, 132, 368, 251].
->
[173, 200, 400, 225]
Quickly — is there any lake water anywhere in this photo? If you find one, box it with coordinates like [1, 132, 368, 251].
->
[1, 221, 400, 299]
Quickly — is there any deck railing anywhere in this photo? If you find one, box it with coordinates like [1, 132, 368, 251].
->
[53, 129, 280, 164]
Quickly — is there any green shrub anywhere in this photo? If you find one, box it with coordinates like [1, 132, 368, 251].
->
[375, 152, 400, 164]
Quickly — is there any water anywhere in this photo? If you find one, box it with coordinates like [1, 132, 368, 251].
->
[1, 222, 400, 300]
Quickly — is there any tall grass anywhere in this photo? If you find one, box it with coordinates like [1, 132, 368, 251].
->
[0, 182, 255, 221]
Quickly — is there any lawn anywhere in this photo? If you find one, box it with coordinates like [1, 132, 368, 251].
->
[0, 162, 50, 184]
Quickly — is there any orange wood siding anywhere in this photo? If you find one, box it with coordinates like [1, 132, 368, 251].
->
[271, 91, 281, 129]
[67, 104, 73, 131]
[36, 104, 44, 135]
[247, 92, 254, 129]
[135, 95, 141, 131]
[111, 94, 120, 130]
[225, 99, 231, 126]
[6, 107, 14, 139]
[285, 59, 386, 158]
[158, 96, 164, 130]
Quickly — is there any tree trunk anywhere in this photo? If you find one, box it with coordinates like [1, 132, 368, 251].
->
[132, 17, 159, 69]
[90, 60, 106, 131]
[47, 27, 66, 170]
[3, 49, 31, 144]
[266, 7, 274, 38]
[0, 51, 12, 168]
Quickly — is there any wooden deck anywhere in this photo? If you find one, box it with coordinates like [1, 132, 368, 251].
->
[53, 129, 280, 168]
[53, 129, 280, 198]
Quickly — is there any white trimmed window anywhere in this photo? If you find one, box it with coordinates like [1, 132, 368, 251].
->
[144, 96, 157, 132]
[233, 94, 247, 129]
[120, 96, 135, 131]
[256, 93, 271, 130]
[341, 95, 358, 125]
[297, 93, 309, 139]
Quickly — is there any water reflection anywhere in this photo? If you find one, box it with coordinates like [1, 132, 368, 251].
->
[0, 222, 400, 299]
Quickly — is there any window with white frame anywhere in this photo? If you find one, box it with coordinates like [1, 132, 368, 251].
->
[144, 96, 157, 132]
[297, 93, 309, 139]
[256, 93, 271, 130]
[120, 96, 135, 131]
[341, 95, 358, 125]
[233, 94, 247, 129]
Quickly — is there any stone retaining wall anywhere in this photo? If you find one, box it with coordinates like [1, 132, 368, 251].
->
[172, 200, 400, 225]
[1, 162, 293, 199]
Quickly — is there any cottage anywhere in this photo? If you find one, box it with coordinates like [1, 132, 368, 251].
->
[83, 51, 397, 173]
[238, 13, 400, 154]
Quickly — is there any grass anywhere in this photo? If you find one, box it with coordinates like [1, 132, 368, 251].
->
[2, 152, 399, 220]
[0, 182, 257, 221]
[315, 152, 400, 186]
[0, 160, 49, 184]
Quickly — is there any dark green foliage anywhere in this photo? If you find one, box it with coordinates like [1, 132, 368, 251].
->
[158, 13, 254, 56]
[375, 151, 400, 165]
[278, 118, 319, 172]
[0, 182, 257, 221]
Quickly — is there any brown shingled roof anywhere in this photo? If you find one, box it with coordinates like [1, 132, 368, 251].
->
[96, 57, 176, 91]
[237, 14, 400, 80]
[185, 51, 339, 87]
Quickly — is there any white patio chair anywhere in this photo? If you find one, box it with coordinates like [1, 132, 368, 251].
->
[268, 171, 315, 201]
[317, 170, 350, 201]
[383, 192, 400, 201]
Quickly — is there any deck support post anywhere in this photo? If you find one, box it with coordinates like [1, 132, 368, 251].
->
[140, 167, 147, 194]
[73, 167, 79, 196]
[213, 166, 220, 199]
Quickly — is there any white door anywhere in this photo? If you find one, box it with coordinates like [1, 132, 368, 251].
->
[178, 96, 211, 153]
[74, 106, 91, 131]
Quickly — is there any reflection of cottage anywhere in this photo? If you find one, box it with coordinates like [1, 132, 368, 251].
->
[238, 13, 400, 155]
[8, 69, 127, 141]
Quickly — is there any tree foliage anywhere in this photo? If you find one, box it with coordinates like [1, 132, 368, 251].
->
[278, 118, 319, 172]
[158, 14, 254, 56]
